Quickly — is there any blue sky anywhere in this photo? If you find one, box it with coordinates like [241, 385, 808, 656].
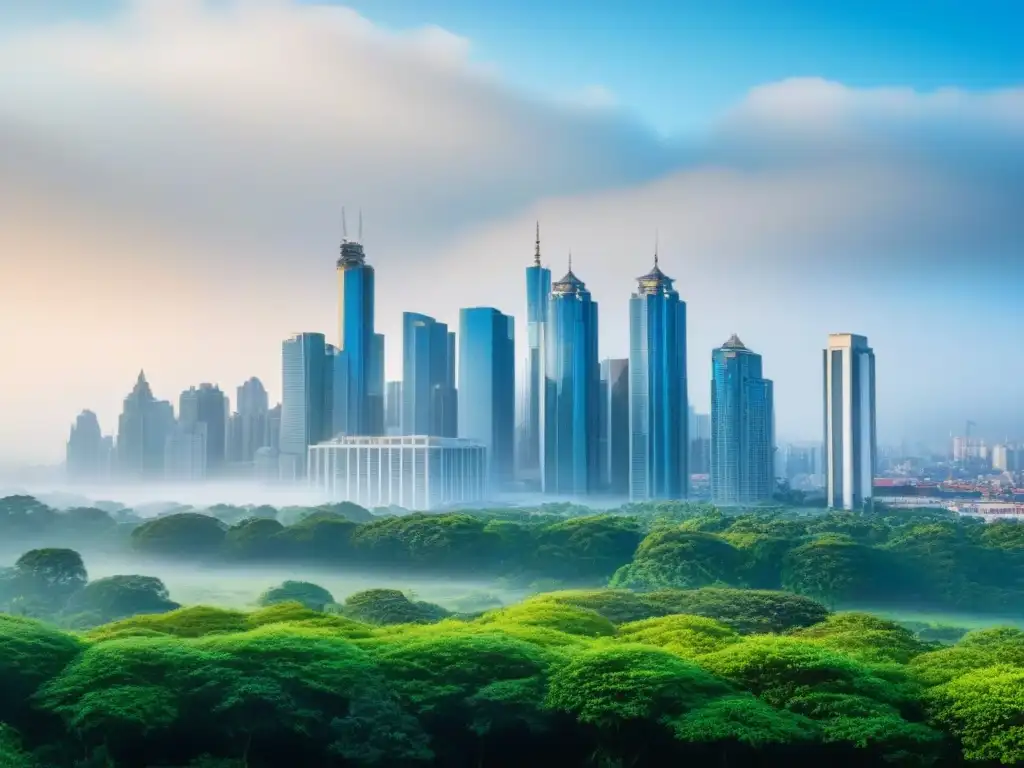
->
[335, 0, 1024, 133]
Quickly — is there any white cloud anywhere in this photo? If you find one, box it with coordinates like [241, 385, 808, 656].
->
[1, 1, 1022, 465]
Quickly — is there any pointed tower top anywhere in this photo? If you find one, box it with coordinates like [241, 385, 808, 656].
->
[654, 229, 659, 268]
[533, 221, 541, 267]
[722, 334, 747, 350]
[341, 206, 348, 243]
[337, 205, 366, 269]
[137, 369, 146, 384]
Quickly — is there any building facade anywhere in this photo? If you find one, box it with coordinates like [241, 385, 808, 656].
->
[384, 381, 403, 436]
[402, 312, 457, 438]
[542, 260, 599, 496]
[279, 332, 329, 477]
[66, 410, 112, 481]
[518, 223, 551, 481]
[179, 383, 227, 475]
[235, 377, 270, 462]
[628, 256, 688, 501]
[710, 335, 775, 504]
[599, 358, 630, 495]
[459, 307, 515, 489]
[688, 407, 711, 476]
[308, 435, 487, 511]
[823, 333, 877, 510]
[164, 423, 207, 482]
[116, 371, 174, 480]
[336, 227, 384, 436]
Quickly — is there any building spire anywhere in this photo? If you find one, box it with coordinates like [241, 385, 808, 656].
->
[341, 206, 348, 243]
[654, 229, 659, 268]
[534, 221, 541, 266]
[568, 250, 572, 273]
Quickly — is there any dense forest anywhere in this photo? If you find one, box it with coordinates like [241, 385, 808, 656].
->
[3, 494, 1024, 766]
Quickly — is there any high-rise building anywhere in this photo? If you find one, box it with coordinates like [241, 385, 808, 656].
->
[384, 381, 403, 436]
[823, 333, 877, 510]
[518, 223, 551, 481]
[599, 359, 629, 495]
[164, 423, 207, 482]
[235, 377, 270, 461]
[628, 254, 688, 501]
[459, 307, 515, 489]
[309, 435, 487, 511]
[179, 384, 227, 475]
[402, 312, 457, 438]
[710, 335, 775, 504]
[116, 371, 174, 480]
[66, 410, 112, 481]
[336, 216, 383, 436]
[325, 343, 348, 439]
[279, 332, 329, 477]
[542, 259, 599, 496]
[688, 407, 711, 475]
[267, 403, 282, 453]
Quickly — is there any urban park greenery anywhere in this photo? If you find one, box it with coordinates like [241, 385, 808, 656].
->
[3, 494, 1024, 764]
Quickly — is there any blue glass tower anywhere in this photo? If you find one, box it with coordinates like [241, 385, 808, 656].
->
[403, 312, 457, 437]
[519, 223, 551, 479]
[711, 335, 775, 504]
[459, 307, 515, 488]
[542, 258, 599, 496]
[628, 254, 688, 500]
[336, 218, 383, 436]
[280, 332, 328, 476]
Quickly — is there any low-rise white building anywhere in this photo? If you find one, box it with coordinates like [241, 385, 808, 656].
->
[308, 435, 487, 511]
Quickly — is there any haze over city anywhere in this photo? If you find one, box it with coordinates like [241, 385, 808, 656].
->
[2, 0, 1023, 468]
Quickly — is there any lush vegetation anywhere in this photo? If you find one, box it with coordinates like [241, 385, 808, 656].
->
[4, 494, 1024, 765]
[4, 494, 1024, 616]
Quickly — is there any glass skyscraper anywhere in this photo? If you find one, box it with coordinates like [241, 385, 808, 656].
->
[542, 260, 599, 496]
[403, 312, 457, 437]
[710, 335, 775, 504]
[336, 229, 383, 436]
[824, 333, 876, 510]
[599, 358, 630, 495]
[279, 332, 328, 476]
[519, 223, 551, 480]
[459, 307, 515, 488]
[628, 255, 688, 501]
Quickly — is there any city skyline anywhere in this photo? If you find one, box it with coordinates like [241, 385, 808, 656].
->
[3, 0, 1023, 465]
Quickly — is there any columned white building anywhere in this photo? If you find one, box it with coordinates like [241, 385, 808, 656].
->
[823, 333, 877, 510]
[308, 435, 487, 511]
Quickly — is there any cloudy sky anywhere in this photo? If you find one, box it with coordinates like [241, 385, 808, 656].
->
[1, 0, 1022, 465]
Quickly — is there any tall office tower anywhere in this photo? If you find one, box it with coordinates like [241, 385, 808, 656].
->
[116, 371, 174, 480]
[279, 332, 329, 478]
[325, 343, 348, 438]
[179, 384, 227, 475]
[459, 307, 515, 489]
[518, 223, 551, 480]
[688, 407, 712, 475]
[599, 358, 630, 495]
[542, 258, 599, 496]
[823, 333, 877, 510]
[267, 403, 282, 452]
[336, 213, 382, 435]
[164, 422, 207, 482]
[235, 377, 270, 461]
[403, 313, 457, 437]
[384, 381, 403, 435]
[66, 410, 111, 481]
[710, 335, 775, 504]
[628, 254, 688, 501]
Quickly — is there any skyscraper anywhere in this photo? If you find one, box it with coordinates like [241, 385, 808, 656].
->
[325, 343, 348, 439]
[710, 335, 775, 504]
[599, 358, 629, 495]
[279, 332, 329, 477]
[518, 223, 551, 480]
[688, 407, 711, 475]
[823, 333, 877, 510]
[542, 258, 599, 496]
[179, 383, 227, 475]
[402, 312, 457, 437]
[384, 381, 403, 435]
[336, 213, 383, 436]
[66, 410, 111, 481]
[628, 254, 688, 501]
[236, 377, 270, 462]
[459, 307, 515, 489]
[116, 371, 174, 480]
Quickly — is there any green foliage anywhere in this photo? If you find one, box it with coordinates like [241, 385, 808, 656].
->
[547, 644, 732, 726]
[672, 694, 819, 746]
[63, 575, 179, 627]
[781, 535, 885, 607]
[791, 612, 931, 664]
[525, 589, 658, 624]
[0, 725, 37, 768]
[85, 605, 250, 641]
[609, 528, 743, 590]
[342, 589, 450, 626]
[256, 580, 334, 611]
[639, 587, 830, 634]
[130, 513, 227, 559]
[617, 614, 740, 657]
[928, 664, 1024, 763]
[10, 548, 88, 610]
[0, 614, 83, 728]
[478, 599, 617, 638]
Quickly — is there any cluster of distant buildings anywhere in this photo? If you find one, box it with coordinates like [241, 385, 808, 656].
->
[65, 220, 879, 512]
